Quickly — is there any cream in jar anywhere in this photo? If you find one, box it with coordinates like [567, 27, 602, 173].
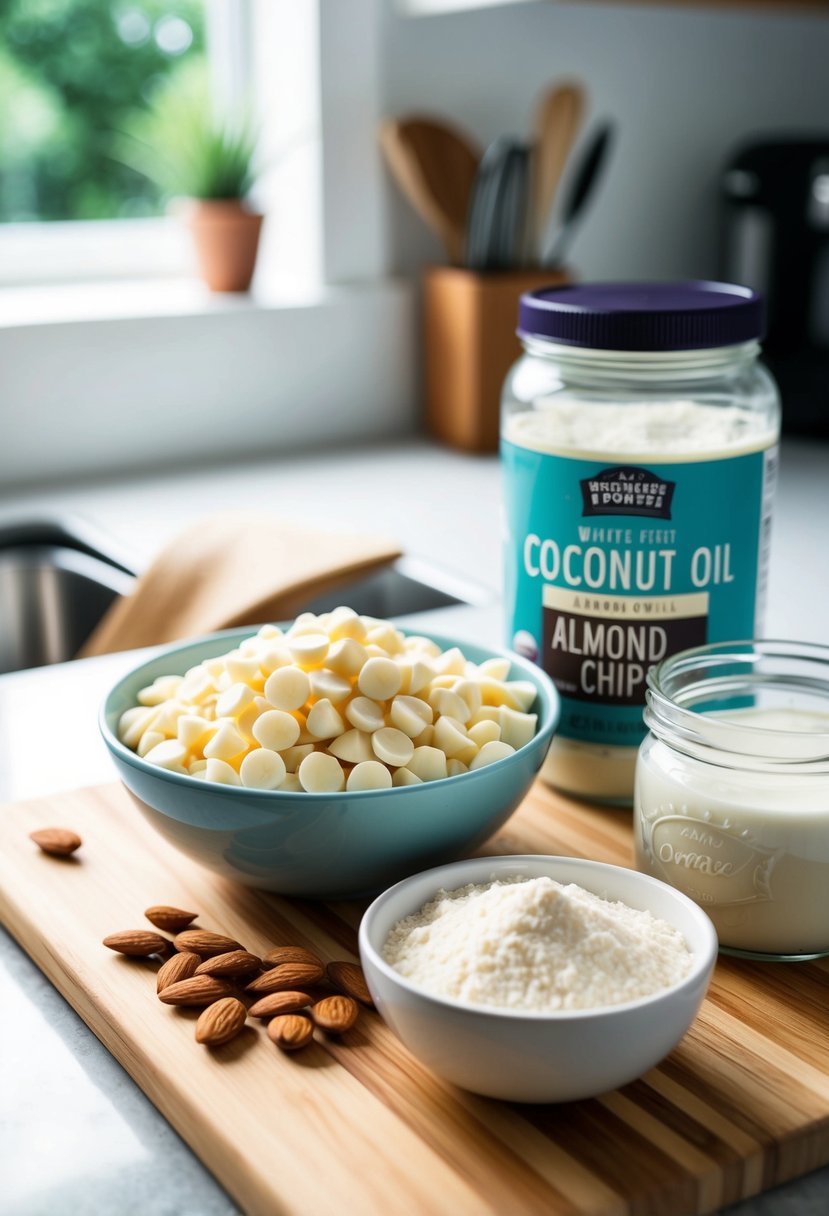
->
[634, 641, 829, 959]
[501, 282, 780, 804]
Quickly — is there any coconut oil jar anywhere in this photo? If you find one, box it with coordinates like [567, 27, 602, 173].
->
[501, 282, 780, 803]
[635, 642, 829, 960]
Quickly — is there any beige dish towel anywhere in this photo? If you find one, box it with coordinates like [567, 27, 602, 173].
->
[80, 513, 401, 657]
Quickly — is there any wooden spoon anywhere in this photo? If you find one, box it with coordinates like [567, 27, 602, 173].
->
[529, 81, 586, 259]
[379, 117, 480, 265]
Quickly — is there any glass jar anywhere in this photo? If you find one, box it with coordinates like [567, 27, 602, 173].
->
[501, 282, 781, 805]
[635, 641, 829, 960]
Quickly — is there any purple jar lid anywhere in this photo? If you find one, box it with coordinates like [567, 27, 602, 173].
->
[517, 280, 765, 351]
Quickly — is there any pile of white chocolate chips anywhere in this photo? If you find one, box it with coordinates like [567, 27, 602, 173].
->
[118, 608, 539, 792]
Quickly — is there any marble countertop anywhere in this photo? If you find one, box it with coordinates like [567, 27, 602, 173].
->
[2, 436, 829, 1215]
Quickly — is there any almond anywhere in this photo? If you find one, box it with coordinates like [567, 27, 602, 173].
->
[195, 997, 247, 1047]
[326, 961, 374, 1007]
[156, 951, 200, 993]
[261, 945, 324, 971]
[246, 961, 324, 994]
[248, 991, 314, 1019]
[30, 827, 82, 857]
[195, 951, 261, 979]
[158, 976, 235, 1006]
[173, 930, 242, 957]
[103, 930, 169, 957]
[311, 994, 359, 1034]
[267, 1014, 314, 1052]
[145, 905, 198, 933]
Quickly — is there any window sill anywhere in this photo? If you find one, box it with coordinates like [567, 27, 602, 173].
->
[0, 275, 417, 486]
[0, 275, 353, 329]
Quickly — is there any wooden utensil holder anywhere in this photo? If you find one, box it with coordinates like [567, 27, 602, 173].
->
[423, 265, 569, 453]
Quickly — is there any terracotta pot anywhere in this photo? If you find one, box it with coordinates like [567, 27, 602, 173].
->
[186, 200, 264, 293]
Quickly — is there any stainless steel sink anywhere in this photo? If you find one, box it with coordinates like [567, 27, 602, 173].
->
[0, 519, 488, 674]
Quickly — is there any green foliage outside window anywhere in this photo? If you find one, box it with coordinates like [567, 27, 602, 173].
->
[0, 0, 205, 222]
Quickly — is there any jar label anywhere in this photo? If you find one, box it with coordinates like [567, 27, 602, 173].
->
[502, 441, 777, 747]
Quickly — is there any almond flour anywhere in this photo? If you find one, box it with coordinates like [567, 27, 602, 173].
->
[383, 876, 692, 1012]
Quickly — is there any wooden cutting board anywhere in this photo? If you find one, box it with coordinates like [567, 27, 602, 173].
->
[3, 781, 829, 1216]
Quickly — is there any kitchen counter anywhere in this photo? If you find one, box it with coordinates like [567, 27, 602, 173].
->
[1, 436, 828, 1216]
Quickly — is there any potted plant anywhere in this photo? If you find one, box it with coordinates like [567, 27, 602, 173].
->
[120, 66, 263, 292]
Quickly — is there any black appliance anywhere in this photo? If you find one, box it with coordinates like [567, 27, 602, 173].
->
[721, 138, 829, 436]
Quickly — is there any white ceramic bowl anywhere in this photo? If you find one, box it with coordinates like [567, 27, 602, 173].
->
[359, 854, 717, 1103]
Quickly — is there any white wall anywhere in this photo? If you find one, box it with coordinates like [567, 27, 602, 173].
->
[380, 1, 829, 280]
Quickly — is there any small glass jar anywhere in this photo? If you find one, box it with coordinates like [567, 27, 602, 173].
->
[501, 282, 781, 805]
[635, 641, 829, 960]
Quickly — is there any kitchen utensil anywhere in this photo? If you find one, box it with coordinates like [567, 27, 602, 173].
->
[99, 627, 558, 897]
[491, 143, 531, 270]
[79, 514, 401, 658]
[360, 854, 716, 1102]
[464, 136, 509, 270]
[530, 80, 586, 258]
[465, 139, 530, 271]
[379, 117, 480, 265]
[5, 777, 829, 1213]
[543, 121, 615, 268]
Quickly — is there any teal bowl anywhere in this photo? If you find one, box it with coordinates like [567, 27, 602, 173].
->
[99, 627, 559, 899]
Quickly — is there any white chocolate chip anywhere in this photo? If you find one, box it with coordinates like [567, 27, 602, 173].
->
[145, 739, 188, 770]
[328, 729, 375, 765]
[371, 727, 415, 767]
[298, 751, 345, 793]
[468, 719, 502, 748]
[310, 669, 352, 704]
[392, 767, 423, 787]
[433, 646, 466, 676]
[253, 710, 301, 752]
[119, 706, 160, 750]
[403, 636, 441, 658]
[206, 758, 242, 785]
[407, 746, 448, 782]
[203, 721, 247, 761]
[328, 607, 367, 643]
[264, 667, 310, 712]
[432, 716, 471, 759]
[288, 633, 330, 670]
[345, 696, 386, 733]
[346, 761, 393, 791]
[137, 729, 165, 758]
[215, 682, 255, 719]
[306, 699, 346, 739]
[177, 714, 216, 751]
[137, 675, 183, 707]
[390, 695, 433, 738]
[453, 679, 483, 716]
[366, 623, 405, 654]
[357, 657, 402, 701]
[446, 758, 469, 777]
[469, 740, 516, 770]
[240, 748, 286, 790]
[498, 707, 538, 750]
[225, 653, 262, 685]
[429, 688, 471, 725]
[281, 743, 315, 773]
[479, 656, 511, 681]
[259, 645, 293, 676]
[326, 638, 368, 677]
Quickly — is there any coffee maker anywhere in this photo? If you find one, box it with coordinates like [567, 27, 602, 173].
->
[721, 138, 829, 436]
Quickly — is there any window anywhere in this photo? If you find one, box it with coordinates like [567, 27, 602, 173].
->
[0, 1, 206, 224]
